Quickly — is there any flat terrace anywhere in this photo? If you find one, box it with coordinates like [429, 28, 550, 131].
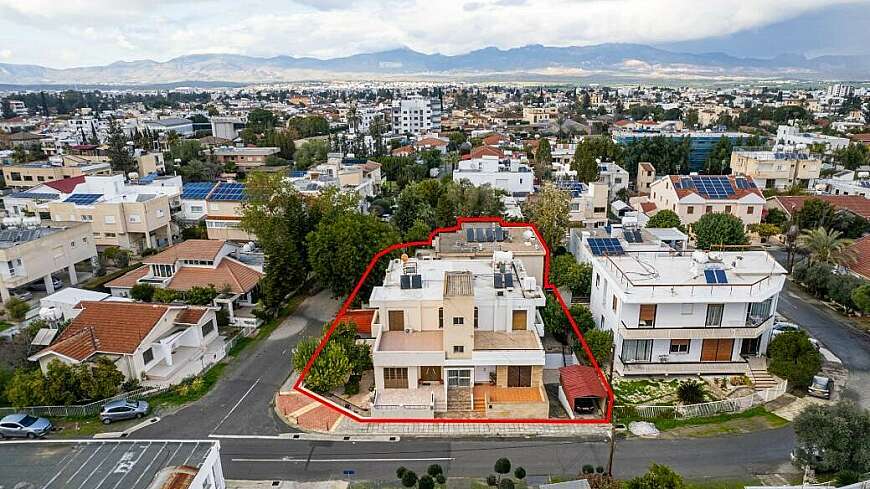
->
[0, 440, 215, 489]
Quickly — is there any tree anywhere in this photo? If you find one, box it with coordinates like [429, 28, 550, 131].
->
[294, 140, 329, 170]
[767, 331, 822, 389]
[833, 143, 869, 170]
[494, 458, 512, 479]
[852, 284, 870, 313]
[292, 336, 352, 393]
[499, 480, 515, 489]
[575, 329, 612, 367]
[794, 198, 836, 230]
[427, 464, 444, 478]
[247, 108, 277, 133]
[184, 285, 218, 305]
[747, 223, 780, 241]
[5, 297, 30, 321]
[763, 208, 788, 230]
[572, 137, 619, 183]
[401, 470, 419, 488]
[307, 212, 401, 298]
[692, 212, 747, 250]
[704, 136, 733, 175]
[793, 402, 870, 473]
[106, 118, 136, 175]
[83, 357, 125, 400]
[523, 183, 570, 251]
[549, 254, 592, 298]
[513, 468, 526, 480]
[261, 129, 296, 160]
[167, 140, 202, 165]
[826, 274, 864, 312]
[152, 288, 179, 303]
[625, 464, 685, 489]
[4, 368, 46, 407]
[418, 475, 435, 489]
[792, 262, 833, 298]
[130, 283, 156, 302]
[645, 210, 683, 232]
[622, 136, 690, 176]
[797, 227, 856, 267]
[241, 172, 311, 317]
[178, 159, 221, 182]
[542, 294, 570, 343]
[535, 138, 552, 180]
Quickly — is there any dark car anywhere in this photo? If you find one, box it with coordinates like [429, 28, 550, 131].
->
[0, 414, 52, 439]
[99, 399, 149, 424]
[807, 375, 834, 399]
[27, 277, 64, 292]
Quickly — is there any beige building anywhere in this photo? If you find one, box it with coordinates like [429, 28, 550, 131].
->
[203, 182, 255, 242]
[136, 152, 166, 176]
[522, 106, 558, 124]
[47, 175, 173, 252]
[3, 159, 111, 189]
[729, 148, 821, 190]
[647, 175, 765, 227]
[211, 146, 280, 169]
[0, 221, 97, 302]
[636, 162, 656, 195]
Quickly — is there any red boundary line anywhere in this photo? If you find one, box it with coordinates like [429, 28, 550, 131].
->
[292, 216, 614, 424]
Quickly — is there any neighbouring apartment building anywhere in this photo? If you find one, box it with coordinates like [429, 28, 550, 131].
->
[554, 180, 609, 227]
[2, 158, 111, 190]
[645, 174, 765, 227]
[580, 232, 787, 377]
[730, 146, 822, 190]
[391, 95, 442, 135]
[453, 155, 535, 198]
[210, 146, 280, 169]
[636, 162, 656, 195]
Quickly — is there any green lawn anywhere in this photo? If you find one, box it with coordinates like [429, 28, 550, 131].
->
[0, 321, 13, 333]
[613, 379, 683, 405]
[617, 406, 789, 437]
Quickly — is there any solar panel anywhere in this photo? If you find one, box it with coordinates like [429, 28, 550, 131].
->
[485, 228, 494, 242]
[714, 269, 728, 284]
[63, 193, 103, 205]
[181, 182, 217, 200]
[494, 273, 504, 289]
[587, 238, 625, 256]
[138, 173, 159, 184]
[704, 269, 716, 284]
[411, 274, 422, 289]
[9, 192, 60, 200]
[503, 273, 514, 288]
[475, 228, 485, 242]
[623, 230, 642, 243]
[466, 228, 476, 242]
[859, 181, 870, 188]
[689, 176, 736, 200]
[209, 182, 246, 201]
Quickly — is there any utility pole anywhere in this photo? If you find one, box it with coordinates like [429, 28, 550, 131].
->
[606, 344, 617, 477]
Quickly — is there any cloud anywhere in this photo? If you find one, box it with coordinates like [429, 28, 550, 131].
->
[0, 49, 11, 59]
[0, 0, 867, 67]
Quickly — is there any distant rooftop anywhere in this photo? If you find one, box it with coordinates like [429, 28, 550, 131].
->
[0, 226, 59, 248]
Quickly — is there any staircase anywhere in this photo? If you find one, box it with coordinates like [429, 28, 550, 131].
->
[473, 395, 486, 413]
[446, 387, 472, 411]
[747, 358, 780, 390]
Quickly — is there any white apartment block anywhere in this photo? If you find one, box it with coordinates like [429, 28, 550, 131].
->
[827, 84, 855, 99]
[366, 251, 548, 419]
[288, 154, 382, 212]
[647, 175, 764, 227]
[813, 171, 870, 197]
[597, 161, 630, 198]
[776, 125, 850, 152]
[730, 146, 822, 190]
[582, 234, 786, 376]
[391, 95, 441, 135]
[453, 155, 534, 197]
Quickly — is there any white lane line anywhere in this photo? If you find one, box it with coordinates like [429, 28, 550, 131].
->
[213, 377, 261, 431]
[232, 457, 454, 463]
[209, 433, 400, 442]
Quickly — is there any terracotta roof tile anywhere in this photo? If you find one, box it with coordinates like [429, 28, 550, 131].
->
[341, 309, 376, 336]
[560, 364, 608, 400]
[775, 195, 870, 219]
[43, 175, 85, 194]
[461, 146, 504, 160]
[175, 307, 209, 325]
[167, 257, 262, 294]
[38, 302, 170, 361]
[640, 201, 657, 213]
[105, 266, 150, 289]
[847, 236, 870, 280]
[144, 240, 226, 265]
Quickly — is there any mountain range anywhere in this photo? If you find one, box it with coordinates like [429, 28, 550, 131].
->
[1, 43, 869, 86]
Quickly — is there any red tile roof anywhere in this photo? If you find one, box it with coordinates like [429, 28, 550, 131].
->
[341, 309, 376, 336]
[560, 364, 608, 401]
[391, 145, 415, 156]
[461, 145, 504, 160]
[175, 307, 209, 325]
[43, 175, 85, 194]
[774, 195, 870, 219]
[143, 240, 226, 265]
[415, 137, 448, 147]
[640, 201, 657, 213]
[482, 133, 507, 146]
[850, 133, 870, 145]
[166, 257, 262, 294]
[105, 266, 150, 289]
[847, 235, 870, 280]
[36, 302, 170, 361]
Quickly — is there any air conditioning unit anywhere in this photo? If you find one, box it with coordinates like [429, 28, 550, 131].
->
[404, 328, 412, 334]
[658, 354, 670, 363]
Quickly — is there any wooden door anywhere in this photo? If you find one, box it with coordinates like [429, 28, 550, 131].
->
[511, 310, 527, 330]
[701, 339, 734, 361]
[507, 366, 532, 387]
[388, 310, 404, 331]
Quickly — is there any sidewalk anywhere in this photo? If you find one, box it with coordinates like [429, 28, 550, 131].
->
[332, 416, 611, 439]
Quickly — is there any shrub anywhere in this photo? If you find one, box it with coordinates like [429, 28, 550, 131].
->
[436, 474, 446, 485]
[676, 381, 705, 404]
[793, 263, 833, 298]
[835, 470, 861, 486]
[853, 284, 870, 313]
[419, 475, 435, 489]
[487, 475, 498, 486]
[499, 480, 515, 489]
[495, 458, 512, 476]
[401, 470, 418, 488]
[130, 283, 156, 302]
[4, 298, 30, 322]
[595, 466, 605, 474]
[396, 467, 407, 479]
[514, 467, 526, 480]
[624, 464, 684, 489]
[827, 274, 864, 312]
[768, 331, 822, 389]
[427, 464, 444, 477]
[582, 464, 595, 474]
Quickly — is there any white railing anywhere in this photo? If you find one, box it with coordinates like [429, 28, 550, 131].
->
[0, 385, 169, 419]
[614, 381, 787, 420]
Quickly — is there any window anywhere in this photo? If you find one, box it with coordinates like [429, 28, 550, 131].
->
[70, 241, 75, 247]
[201, 320, 215, 337]
[142, 347, 154, 365]
[705, 205, 713, 214]
[747, 206, 754, 214]
[453, 345, 465, 353]
[128, 214, 142, 223]
[81, 215, 93, 222]
[156, 209, 165, 218]
[670, 339, 690, 354]
[705, 304, 724, 327]
[438, 308, 444, 328]
[452, 317, 464, 326]
[638, 304, 657, 327]
[420, 366, 441, 382]
[612, 295, 618, 313]
[82, 237, 88, 243]
[383, 367, 408, 388]
[725, 205, 732, 213]
[104, 232, 116, 237]
[474, 307, 479, 329]
[595, 273, 600, 287]
[746, 297, 773, 324]
[190, 205, 203, 213]
[621, 339, 653, 363]
[104, 215, 116, 224]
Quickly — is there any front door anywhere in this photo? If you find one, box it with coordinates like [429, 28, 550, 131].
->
[701, 338, 734, 362]
[388, 310, 404, 331]
[446, 369, 471, 388]
[512, 310, 527, 330]
[507, 366, 532, 387]
[741, 336, 761, 356]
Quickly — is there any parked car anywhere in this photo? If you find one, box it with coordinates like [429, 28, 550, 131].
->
[808, 375, 834, 399]
[99, 399, 149, 424]
[770, 322, 820, 349]
[10, 289, 33, 302]
[28, 277, 64, 292]
[0, 413, 52, 439]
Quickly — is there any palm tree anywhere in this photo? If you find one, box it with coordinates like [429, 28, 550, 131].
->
[346, 103, 360, 134]
[797, 227, 857, 267]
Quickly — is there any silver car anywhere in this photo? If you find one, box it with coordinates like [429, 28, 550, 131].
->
[0, 414, 52, 439]
[808, 375, 834, 399]
[99, 399, 149, 424]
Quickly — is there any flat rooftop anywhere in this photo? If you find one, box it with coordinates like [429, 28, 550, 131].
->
[378, 330, 443, 351]
[474, 330, 541, 350]
[603, 250, 786, 287]
[0, 440, 215, 489]
[435, 224, 546, 256]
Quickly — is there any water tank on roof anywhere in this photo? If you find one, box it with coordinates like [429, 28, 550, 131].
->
[22, 216, 40, 227]
[39, 306, 62, 322]
[242, 241, 255, 253]
[2, 217, 22, 227]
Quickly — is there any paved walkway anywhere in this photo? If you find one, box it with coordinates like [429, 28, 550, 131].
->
[332, 416, 611, 439]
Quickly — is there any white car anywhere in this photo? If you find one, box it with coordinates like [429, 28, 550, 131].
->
[771, 322, 819, 349]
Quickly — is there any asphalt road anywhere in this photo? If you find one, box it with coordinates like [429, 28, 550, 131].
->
[123, 276, 870, 483]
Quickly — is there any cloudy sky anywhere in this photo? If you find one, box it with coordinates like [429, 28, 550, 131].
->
[1, 0, 869, 68]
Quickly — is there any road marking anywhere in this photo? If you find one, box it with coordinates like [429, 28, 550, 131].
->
[209, 433, 400, 442]
[213, 377, 261, 431]
[232, 457, 455, 463]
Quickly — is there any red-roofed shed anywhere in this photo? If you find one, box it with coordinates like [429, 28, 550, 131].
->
[559, 364, 607, 416]
[341, 308, 376, 336]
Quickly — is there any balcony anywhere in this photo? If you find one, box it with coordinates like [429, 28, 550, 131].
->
[615, 357, 749, 376]
[619, 316, 773, 340]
